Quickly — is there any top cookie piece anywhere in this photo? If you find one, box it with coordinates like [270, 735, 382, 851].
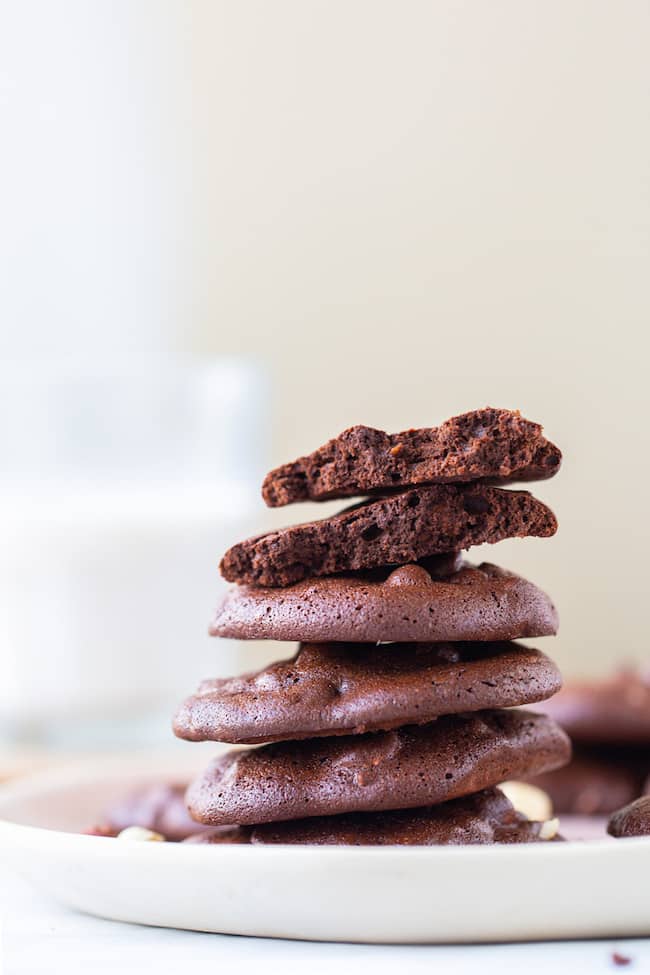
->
[262, 407, 562, 506]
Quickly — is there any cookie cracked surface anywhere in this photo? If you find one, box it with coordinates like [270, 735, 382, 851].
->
[211, 559, 559, 644]
[184, 787, 562, 846]
[186, 709, 570, 826]
[175, 641, 562, 744]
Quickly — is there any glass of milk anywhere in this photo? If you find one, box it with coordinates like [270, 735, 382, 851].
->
[0, 359, 267, 749]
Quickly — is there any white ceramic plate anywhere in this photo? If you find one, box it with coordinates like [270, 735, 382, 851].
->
[0, 754, 648, 944]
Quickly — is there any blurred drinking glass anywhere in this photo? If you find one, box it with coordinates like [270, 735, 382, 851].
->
[0, 359, 267, 750]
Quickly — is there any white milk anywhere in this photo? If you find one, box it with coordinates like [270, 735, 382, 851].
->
[0, 362, 267, 742]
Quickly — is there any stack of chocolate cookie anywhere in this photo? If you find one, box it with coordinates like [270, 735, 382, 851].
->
[175, 408, 571, 845]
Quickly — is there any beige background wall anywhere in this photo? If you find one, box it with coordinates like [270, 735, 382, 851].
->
[2, 1, 649, 680]
[188, 1, 649, 677]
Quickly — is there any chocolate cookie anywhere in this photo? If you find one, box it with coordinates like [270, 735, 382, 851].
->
[186, 709, 570, 826]
[527, 747, 650, 816]
[541, 670, 650, 746]
[608, 796, 650, 837]
[184, 788, 559, 845]
[97, 782, 212, 841]
[262, 408, 561, 506]
[221, 485, 557, 588]
[210, 560, 559, 644]
[175, 641, 562, 745]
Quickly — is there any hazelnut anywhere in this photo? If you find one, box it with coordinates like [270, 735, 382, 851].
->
[500, 781, 553, 821]
[115, 826, 166, 842]
[538, 817, 560, 841]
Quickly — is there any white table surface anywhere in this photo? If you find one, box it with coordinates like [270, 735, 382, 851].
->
[1, 871, 648, 975]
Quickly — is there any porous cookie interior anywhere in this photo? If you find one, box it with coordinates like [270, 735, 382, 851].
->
[262, 408, 561, 506]
[221, 483, 557, 588]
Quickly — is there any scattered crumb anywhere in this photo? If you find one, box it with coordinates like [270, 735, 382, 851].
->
[611, 950, 632, 966]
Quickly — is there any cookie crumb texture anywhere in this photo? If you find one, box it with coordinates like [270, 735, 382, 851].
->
[262, 408, 562, 506]
[221, 484, 557, 587]
[186, 709, 570, 826]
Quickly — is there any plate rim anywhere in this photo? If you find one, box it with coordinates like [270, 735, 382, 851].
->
[3, 756, 650, 943]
